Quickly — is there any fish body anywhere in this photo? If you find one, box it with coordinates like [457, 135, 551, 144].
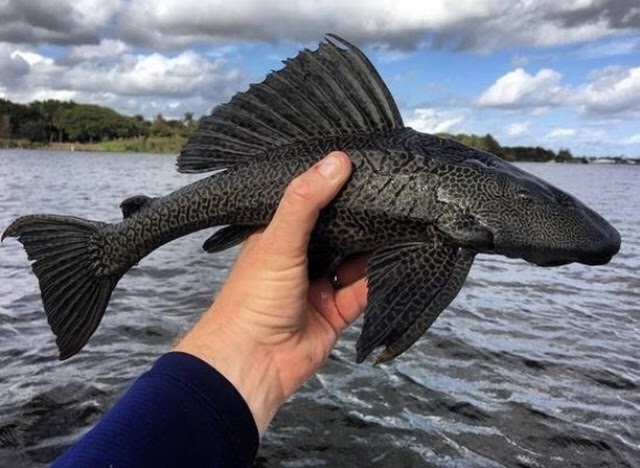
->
[2, 35, 620, 362]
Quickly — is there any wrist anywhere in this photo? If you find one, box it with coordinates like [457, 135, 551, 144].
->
[173, 308, 285, 436]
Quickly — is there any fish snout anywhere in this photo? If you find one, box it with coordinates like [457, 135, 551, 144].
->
[516, 206, 621, 267]
[556, 203, 621, 266]
[576, 219, 621, 265]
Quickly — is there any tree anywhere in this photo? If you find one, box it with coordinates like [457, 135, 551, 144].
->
[503, 146, 556, 162]
[19, 120, 48, 141]
[0, 114, 10, 139]
[129, 116, 150, 138]
[58, 104, 138, 143]
[1, 99, 44, 140]
[482, 133, 506, 158]
[30, 100, 75, 142]
[151, 113, 171, 137]
[556, 148, 573, 163]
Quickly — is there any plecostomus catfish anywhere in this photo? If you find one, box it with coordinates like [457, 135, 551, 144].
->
[2, 35, 620, 363]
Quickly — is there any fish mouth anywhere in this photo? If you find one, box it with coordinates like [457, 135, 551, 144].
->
[578, 220, 621, 265]
[576, 238, 621, 265]
[521, 231, 621, 267]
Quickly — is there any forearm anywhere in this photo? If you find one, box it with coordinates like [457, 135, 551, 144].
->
[173, 302, 288, 436]
[53, 352, 259, 467]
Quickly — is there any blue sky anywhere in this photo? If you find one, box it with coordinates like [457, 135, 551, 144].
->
[0, 0, 639, 157]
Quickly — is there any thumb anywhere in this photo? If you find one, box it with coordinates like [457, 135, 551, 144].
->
[263, 151, 352, 259]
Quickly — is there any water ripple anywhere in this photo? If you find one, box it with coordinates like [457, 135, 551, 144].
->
[1, 151, 638, 466]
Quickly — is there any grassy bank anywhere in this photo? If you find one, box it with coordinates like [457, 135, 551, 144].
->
[1, 138, 41, 149]
[93, 136, 187, 153]
[47, 136, 187, 154]
[1, 136, 187, 154]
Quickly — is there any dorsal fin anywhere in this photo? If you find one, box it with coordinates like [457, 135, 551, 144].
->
[177, 34, 404, 173]
[120, 195, 153, 218]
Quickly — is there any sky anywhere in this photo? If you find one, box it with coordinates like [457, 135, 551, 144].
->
[0, 0, 639, 157]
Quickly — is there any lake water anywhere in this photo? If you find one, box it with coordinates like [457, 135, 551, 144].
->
[0, 149, 638, 467]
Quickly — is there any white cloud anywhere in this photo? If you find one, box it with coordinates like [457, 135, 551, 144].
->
[0, 1, 638, 158]
[477, 68, 567, 109]
[0, 0, 635, 52]
[0, 0, 122, 45]
[62, 39, 129, 65]
[405, 108, 464, 134]
[478, 64, 640, 119]
[116, 0, 501, 49]
[114, 0, 638, 51]
[505, 122, 529, 136]
[621, 133, 640, 145]
[27, 89, 78, 102]
[10, 50, 51, 66]
[576, 37, 640, 59]
[576, 66, 640, 117]
[0, 43, 30, 87]
[0, 41, 244, 118]
[6, 48, 63, 93]
[546, 128, 576, 139]
[62, 50, 243, 99]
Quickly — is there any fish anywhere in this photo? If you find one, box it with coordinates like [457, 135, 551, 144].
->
[2, 34, 621, 363]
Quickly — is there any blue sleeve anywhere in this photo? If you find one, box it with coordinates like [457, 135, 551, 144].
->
[53, 351, 259, 467]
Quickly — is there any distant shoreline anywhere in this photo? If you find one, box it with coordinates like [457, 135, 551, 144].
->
[1, 137, 639, 164]
[2, 99, 638, 163]
[0, 136, 186, 154]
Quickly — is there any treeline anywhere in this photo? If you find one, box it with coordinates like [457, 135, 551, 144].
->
[2, 98, 582, 161]
[438, 133, 582, 163]
[0, 99, 197, 144]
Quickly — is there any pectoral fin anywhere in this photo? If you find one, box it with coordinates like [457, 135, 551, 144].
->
[374, 248, 474, 363]
[356, 240, 474, 363]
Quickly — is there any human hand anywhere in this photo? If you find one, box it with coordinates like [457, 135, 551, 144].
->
[174, 151, 368, 435]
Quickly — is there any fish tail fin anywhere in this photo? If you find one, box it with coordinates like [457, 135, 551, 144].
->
[2, 215, 121, 360]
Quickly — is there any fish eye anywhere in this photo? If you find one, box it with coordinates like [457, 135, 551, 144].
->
[516, 190, 534, 203]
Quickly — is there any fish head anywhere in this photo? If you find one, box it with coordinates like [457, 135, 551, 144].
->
[434, 156, 621, 266]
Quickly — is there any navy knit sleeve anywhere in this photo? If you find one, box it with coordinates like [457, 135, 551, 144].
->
[53, 352, 259, 467]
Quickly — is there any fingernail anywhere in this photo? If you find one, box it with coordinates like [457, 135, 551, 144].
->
[315, 153, 343, 180]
